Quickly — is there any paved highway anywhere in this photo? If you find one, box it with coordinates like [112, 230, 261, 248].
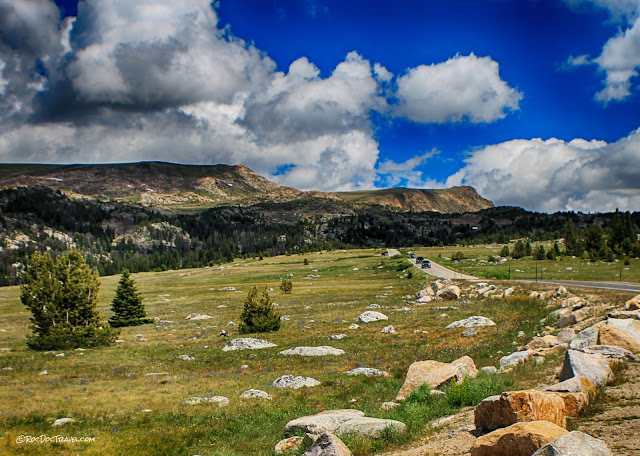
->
[522, 279, 640, 294]
[408, 257, 477, 281]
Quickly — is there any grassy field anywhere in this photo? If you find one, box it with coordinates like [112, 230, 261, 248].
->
[0, 248, 634, 455]
[405, 244, 640, 283]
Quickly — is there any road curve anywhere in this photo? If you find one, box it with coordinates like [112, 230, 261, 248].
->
[408, 258, 478, 281]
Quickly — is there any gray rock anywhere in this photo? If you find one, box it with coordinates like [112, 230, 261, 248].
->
[52, 418, 76, 426]
[301, 431, 352, 456]
[381, 401, 400, 411]
[182, 395, 229, 406]
[607, 310, 640, 321]
[271, 375, 321, 389]
[218, 330, 228, 337]
[279, 346, 345, 357]
[328, 334, 347, 340]
[381, 325, 396, 334]
[366, 303, 381, 309]
[357, 311, 388, 323]
[581, 345, 637, 362]
[285, 409, 406, 438]
[558, 308, 590, 328]
[446, 316, 496, 329]
[437, 285, 461, 300]
[240, 389, 272, 400]
[462, 328, 478, 338]
[532, 430, 613, 456]
[222, 338, 277, 351]
[569, 322, 605, 350]
[558, 349, 612, 388]
[178, 354, 195, 361]
[545, 377, 593, 394]
[499, 350, 532, 369]
[481, 366, 498, 374]
[504, 287, 515, 297]
[555, 329, 576, 345]
[346, 367, 389, 377]
[185, 313, 213, 321]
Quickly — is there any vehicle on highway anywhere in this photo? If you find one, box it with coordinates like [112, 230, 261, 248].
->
[416, 256, 424, 263]
[421, 259, 431, 268]
[409, 253, 415, 259]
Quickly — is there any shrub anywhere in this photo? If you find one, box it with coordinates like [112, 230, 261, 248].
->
[452, 251, 465, 261]
[445, 374, 514, 407]
[21, 250, 119, 350]
[239, 287, 280, 334]
[483, 269, 512, 280]
[109, 269, 153, 328]
[279, 278, 293, 294]
[395, 260, 412, 271]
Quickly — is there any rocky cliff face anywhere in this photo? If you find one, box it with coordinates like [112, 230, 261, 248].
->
[0, 162, 492, 213]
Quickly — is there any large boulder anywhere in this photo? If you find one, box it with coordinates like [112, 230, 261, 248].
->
[558, 350, 612, 388]
[470, 421, 568, 456]
[569, 322, 605, 350]
[597, 325, 640, 353]
[395, 356, 477, 401]
[625, 294, 640, 311]
[279, 346, 345, 357]
[302, 432, 352, 456]
[532, 430, 613, 456]
[500, 350, 532, 369]
[545, 376, 596, 396]
[285, 410, 405, 438]
[222, 338, 277, 351]
[606, 318, 640, 345]
[446, 316, 496, 329]
[357, 311, 388, 323]
[581, 345, 637, 362]
[557, 308, 589, 328]
[437, 285, 461, 301]
[474, 390, 567, 432]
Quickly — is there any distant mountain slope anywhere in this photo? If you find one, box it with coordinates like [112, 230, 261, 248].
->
[339, 186, 494, 213]
[0, 162, 493, 213]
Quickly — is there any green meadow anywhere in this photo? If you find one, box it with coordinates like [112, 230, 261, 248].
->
[0, 248, 634, 455]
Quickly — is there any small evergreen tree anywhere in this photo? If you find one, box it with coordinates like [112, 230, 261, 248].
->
[500, 245, 510, 257]
[536, 245, 546, 260]
[512, 240, 526, 259]
[525, 240, 533, 257]
[109, 269, 152, 327]
[239, 287, 280, 334]
[21, 250, 119, 350]
[280, 277, 293, 294]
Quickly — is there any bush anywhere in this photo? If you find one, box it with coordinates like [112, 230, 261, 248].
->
[483, 269, 512, 280]
[239, 287, 280, 334]
[395, 260, 412, 271]
[279, 278, 293, 294]
[445, 374, 514, 407]
[452, 251, 465, 261]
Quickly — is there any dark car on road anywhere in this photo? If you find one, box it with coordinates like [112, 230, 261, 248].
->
[421, 259, 431, 268]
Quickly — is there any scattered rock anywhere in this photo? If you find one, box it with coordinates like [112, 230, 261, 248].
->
[561, 297, 584, 308]
[240, 389, 272, 400]
[271, 375, 321, 389]
[624, 294, 640, 311]
[285, 409, 406, 438]
[357, 311, 388, 323]
[275, 436, 304, 455]
[39, 370, 49, 375]
[558, 350, 612, 388]
[222, 338, 277, 351]
[569, 322, 605, 350]
[396, 356, 477, 401]
[328, 334, 346, 340]
[531, 430, 613, 456]
[504, 287, 515, 298]
[470, 421, 568, 456]
[367, 303, 381, 309]
[135, 334, 146, 342]
[52, 418, 76, 427]
[446, 316, 496, 329]
[381, 401, 400, 411]
[474, 390, 567, 432]
[606, 318, 640, 345]
[346, 367, 389, 377]
[227, 321, 237, 326]
[500, 350, 532, 369]
[481, 366, 498, 374]
[218, 330, 228, 337]
[178, 354, 195, 361]
[185, 313, 213, 321]
[581, 345, 637, 362]
[182, 395, 229, 406]
[462, 328, 478, 338]
[558, 308, 590, 328]
[348, 324, 359, 330]
[279, 346, 345, 357]
[517, 330, 525, 338]
[0, 348, 11, 352]
[301, 431, 352, 456]
[219, 286, 237, 291]
[381, 325, 396, 334]
[437, 285, 461, 300]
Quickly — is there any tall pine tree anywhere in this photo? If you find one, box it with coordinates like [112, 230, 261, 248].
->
[109, 269, 152, 327]
[239, 287, 280, 334]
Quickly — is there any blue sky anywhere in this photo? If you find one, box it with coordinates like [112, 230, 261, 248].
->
[1, 0, 640, 212]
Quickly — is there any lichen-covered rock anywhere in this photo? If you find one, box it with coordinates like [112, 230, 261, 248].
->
[470, 421, 568, 456]
[182, 395, 229, 406]
[271, 375, 321, 389]
[499, 350, 532, 369]
[222, 338, 277, 351]
[357, 311, 388, 323]
[581, 345, 637, 362]
[285, 409, 405, 438]
[446, 316, 496, 329]
[532, 430, 613, 456]
[240, 389, 272, 400]
[279, 346, 345, 357]
[346, 367, 389, 377]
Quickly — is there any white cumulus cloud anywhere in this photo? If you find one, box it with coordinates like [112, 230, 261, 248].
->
[446, 130, 640, 212]
[395, 53, 522, 124]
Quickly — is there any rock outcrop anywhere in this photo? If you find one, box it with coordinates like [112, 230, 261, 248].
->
[396, 356, 477, 401]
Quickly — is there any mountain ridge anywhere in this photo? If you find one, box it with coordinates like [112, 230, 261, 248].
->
[0, 161, 493, 213]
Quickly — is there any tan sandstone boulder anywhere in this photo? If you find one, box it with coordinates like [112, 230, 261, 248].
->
[597, 325, 640, 354]
[395, 356, 477, 401]
[302, 432, 352, 456]
[474, 390, 567, 432]
[470, 421, 568, 456]
[625, 294, 640, 311]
